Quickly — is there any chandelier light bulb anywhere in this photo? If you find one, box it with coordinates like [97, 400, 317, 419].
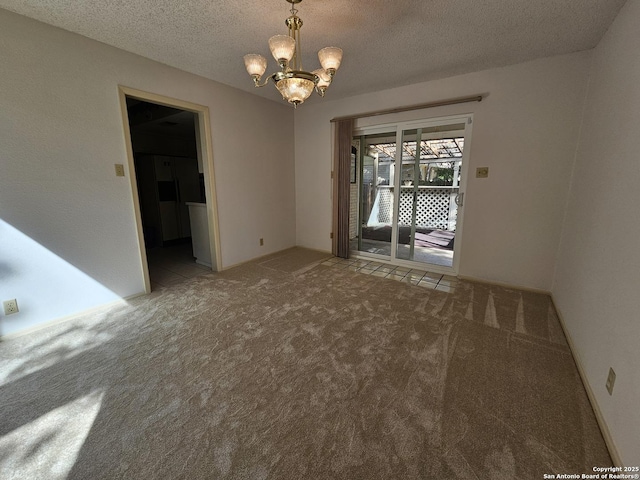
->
[318, 47, 343, 74]
[312, 69, 331, 96]
[268, 35, 296, 65]
[244, 54, 268, 78]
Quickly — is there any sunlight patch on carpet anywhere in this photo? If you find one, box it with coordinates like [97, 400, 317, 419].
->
[0, 390, 104, 480]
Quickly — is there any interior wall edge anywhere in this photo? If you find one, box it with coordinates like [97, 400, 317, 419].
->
[549, 54, 595, 294]
[550, 294, 623, 467]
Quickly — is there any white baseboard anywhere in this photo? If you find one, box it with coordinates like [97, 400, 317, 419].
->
[550, 294, 623, 467]
[0, 292, 145, 342]
[457, 274, 551, 295]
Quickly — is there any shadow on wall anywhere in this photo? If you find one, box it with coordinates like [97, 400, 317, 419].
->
[0, 219, 123, 337]
[0, 261, 16, 280]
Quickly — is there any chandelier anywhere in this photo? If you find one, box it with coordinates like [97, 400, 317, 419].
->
[243, 0, 343, 107]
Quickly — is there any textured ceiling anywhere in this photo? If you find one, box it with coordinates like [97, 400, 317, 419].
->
[0, 0, 628, 104]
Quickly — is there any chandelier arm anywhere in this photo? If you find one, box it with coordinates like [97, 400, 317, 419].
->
[252, 76, 271, 88]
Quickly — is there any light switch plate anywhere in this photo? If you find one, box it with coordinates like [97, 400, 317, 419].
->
[476, 167, 489, 178]
[115, 164, 125, 177]
[606, 367, 616, 395]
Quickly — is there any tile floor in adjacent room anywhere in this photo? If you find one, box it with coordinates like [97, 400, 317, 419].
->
[322, 256, 458, 292]
[350, 238, 455, 267]
[146, 243, 211, 289]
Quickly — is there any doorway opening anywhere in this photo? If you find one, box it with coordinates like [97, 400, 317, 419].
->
[119, 88, 221, 292]
[350, 115, 473, 274]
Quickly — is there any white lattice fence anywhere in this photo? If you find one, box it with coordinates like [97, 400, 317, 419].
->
[399, 189, 454, 229]
[378, 188, 393, 224]
[369, 187, 457, 230]
[349, 184, 358, 239]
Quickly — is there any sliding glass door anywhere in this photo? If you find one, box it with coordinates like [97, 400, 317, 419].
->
[350, 115, 472, 273]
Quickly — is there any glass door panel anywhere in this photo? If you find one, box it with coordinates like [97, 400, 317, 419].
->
[351, 132, 397, 259]
[394, 123, 466, 268]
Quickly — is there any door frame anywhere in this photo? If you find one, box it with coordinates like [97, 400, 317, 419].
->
[352, 113, 474, 275]
[117, 86, 222, 294]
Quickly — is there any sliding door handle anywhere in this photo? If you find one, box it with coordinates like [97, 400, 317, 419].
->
[455, 192, 464, 207]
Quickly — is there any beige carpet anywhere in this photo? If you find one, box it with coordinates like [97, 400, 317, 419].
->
[0, 248, 611, 479]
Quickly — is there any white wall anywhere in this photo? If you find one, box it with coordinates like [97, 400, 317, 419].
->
[553, 0, 640, 466]
[294, 52, 591, 290]
[0, 9, 295, 336]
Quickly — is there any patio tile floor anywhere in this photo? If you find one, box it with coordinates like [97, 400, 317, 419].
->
[322, 256, 460, 289]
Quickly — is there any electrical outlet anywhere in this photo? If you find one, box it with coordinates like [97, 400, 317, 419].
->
[115, 164, 125, 177]
[476, 167, 489, 178]
[259, 238, 264, 246]
[606, 367, 616, 395]
[3, 299, 19, 315]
